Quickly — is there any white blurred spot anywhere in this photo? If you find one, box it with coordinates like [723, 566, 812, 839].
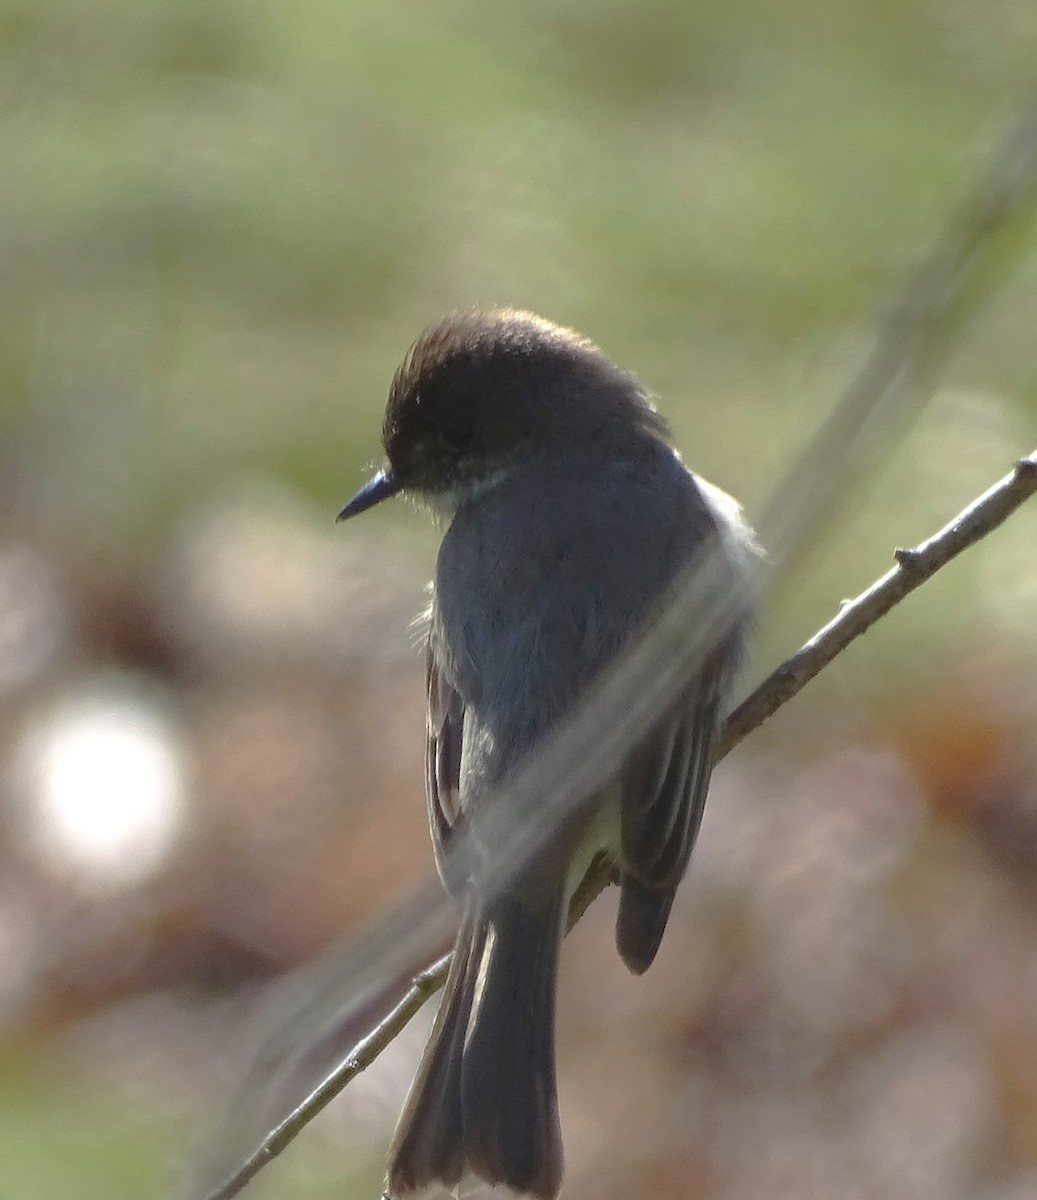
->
[14, 680, 186, 888]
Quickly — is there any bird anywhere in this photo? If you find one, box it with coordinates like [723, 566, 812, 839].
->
[337, 309, 756, 1198]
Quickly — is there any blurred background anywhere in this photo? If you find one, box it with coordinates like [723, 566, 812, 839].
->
[2, 1, 1037, 1197]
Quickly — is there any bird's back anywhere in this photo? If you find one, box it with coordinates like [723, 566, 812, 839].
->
[431, 436, 732, 777]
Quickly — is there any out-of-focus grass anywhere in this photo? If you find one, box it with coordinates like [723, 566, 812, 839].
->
[0, 1049, 172, 1200]
[0, 1043, 387, 1199]
[4, 0, 1036, 545]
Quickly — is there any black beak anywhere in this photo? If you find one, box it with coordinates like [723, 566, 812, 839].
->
[336, 468, 402, 522]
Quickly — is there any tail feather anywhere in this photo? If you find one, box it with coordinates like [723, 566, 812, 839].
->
[386, 893, 565, 1199]
[386, 913, 485, 1195]
[463, 895, 564, 1197]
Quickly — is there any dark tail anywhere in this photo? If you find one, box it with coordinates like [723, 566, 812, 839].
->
[387, 892, 565, 1199]
[616, 873, 675, 975]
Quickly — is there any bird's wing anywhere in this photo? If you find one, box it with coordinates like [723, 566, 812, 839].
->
[616, 647, 730, 972]
[425, 638, 467, 892]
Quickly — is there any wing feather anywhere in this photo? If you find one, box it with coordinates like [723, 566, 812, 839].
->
[425, 642, 466, 889]
[616, 649, 729, 972]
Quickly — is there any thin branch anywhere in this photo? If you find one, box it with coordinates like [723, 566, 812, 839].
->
[722, 450, 1037, 750]
[200, 956, 451, 1200]
[202, 449, 1037, 1200]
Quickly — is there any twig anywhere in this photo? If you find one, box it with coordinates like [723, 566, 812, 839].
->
[202, 450, 1037, 1200]
[722, 450, 1037, 750]
[201, 955, 451, 1200]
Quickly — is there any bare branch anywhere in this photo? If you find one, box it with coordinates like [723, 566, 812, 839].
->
[722, 450, 1037, 750]
[200, 956, 451, 1200]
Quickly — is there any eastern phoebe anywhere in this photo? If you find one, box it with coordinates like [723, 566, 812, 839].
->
[338, 310, 755, 1198]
